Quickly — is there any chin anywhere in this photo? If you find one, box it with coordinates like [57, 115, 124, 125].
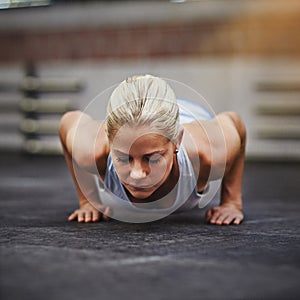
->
[125, 186, 156, 201]
[129, 190, 154, 200]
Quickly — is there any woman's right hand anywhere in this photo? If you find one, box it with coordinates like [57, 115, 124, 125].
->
[68, 201, 110, 223]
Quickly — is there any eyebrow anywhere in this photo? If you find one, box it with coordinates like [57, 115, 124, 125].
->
[113, 149, 166, 156]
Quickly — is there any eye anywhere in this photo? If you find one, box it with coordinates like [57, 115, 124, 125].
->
[116, 156, 132, 164]
[147, 155, 162, 165]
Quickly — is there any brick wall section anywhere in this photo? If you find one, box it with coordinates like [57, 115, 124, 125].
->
[1, 10, 300, 62]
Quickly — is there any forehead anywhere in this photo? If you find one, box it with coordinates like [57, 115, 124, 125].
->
[111, 125, 170, 153]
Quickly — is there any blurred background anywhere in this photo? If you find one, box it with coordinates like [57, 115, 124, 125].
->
[0, 0, 299, 160]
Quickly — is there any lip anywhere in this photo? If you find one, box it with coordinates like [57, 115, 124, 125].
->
[126, 184, 153, 191]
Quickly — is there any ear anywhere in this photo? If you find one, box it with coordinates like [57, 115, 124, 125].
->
[175, 127, 184, 150]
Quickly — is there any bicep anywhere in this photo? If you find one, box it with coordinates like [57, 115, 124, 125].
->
[60, 111, 100, 170]
[59, 111, 93, 153]
[216, 112, 245, 165]
[183, 114, 244, 179]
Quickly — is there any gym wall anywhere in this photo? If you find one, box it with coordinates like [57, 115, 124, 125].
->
[0, 0, 299, 159]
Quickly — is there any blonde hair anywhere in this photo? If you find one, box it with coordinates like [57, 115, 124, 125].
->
[106, 74, 179, 142]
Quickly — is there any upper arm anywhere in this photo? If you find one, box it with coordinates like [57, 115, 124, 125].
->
[182, 111, 246, 181]
[216, 112, 246, 167]
[59, 111, 108, 173]
[59, 110, 93, 155]
[224, 112, 246, 149]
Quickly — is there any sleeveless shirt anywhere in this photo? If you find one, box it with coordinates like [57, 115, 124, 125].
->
[100, 99, 213, 214]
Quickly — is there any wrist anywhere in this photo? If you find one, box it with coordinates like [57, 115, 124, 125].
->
[79, 197, 89, 207]
[220, 200, 242, 211]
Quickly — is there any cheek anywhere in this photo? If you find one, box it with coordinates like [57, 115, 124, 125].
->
[114, 165, 129, 179]
[151, 157, 173, 179]
[111, 159, 129, 178]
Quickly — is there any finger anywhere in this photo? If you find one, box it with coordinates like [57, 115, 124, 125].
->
[214, 213, 230, 225]
[216, 212, 234, 225]
[78, 212, 85, 223]
[223, 211, 243, 225]
[85, 211, 92, 223]
[92, 210, 99, 222]
[205, 209, 212, 222]
[233, 215, 243, 225]
[209, 211, 222, 224]
[68, 211, 78, 221]
[103, 207, 110, 221]
[222, 215, 235, 225]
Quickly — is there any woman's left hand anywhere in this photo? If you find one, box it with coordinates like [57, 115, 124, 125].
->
[205, 204, 244, 225]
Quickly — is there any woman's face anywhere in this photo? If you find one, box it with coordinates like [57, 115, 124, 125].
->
[110, 125, 177, 200]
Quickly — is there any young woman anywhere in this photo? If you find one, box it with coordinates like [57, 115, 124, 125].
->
[59, 75, 246, 225]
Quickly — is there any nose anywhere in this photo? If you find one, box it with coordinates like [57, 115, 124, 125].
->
[130, 161, 148, 180]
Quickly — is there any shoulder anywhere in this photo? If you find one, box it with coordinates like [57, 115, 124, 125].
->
[219, 111, 246, 147]
[214, 112, 246, 159]
[59, 110, 109, 174]
[181, 111, 245, 174]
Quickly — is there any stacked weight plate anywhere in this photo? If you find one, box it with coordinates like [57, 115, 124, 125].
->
[19, 66, 83, 155]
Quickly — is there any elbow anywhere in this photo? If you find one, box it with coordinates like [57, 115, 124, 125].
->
[74, 152, 95, 171]
[59, 111, 96, 171]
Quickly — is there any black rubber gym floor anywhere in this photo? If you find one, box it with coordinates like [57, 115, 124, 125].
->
[1, 153, 299, 300]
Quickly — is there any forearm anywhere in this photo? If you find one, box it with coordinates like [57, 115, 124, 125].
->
[220, 147, 245, 210]
[62, 142, 100, 207]
[220, 113, 246, 210]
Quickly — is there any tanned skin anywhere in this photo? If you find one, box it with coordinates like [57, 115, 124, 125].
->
[59, 110, 246, 225]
